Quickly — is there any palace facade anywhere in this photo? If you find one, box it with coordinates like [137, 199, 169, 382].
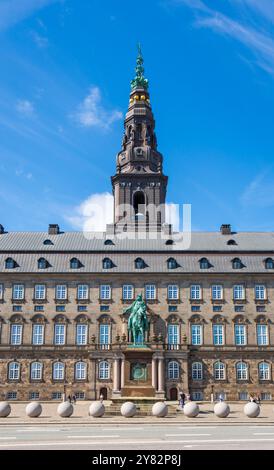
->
[0, 50, 274, 402]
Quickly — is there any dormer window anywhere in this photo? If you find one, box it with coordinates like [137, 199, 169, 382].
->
[199, 258, 211, 269]
[265, 258, 274, 269]
[104, 239, 114, 246]
[165, 239, 174, 245]
[70, 258, 81, 269]
[38, 258, 48, 269]
[135, 258, 146, 269]
[5, 258, 16, 269]
[167, 258, 178, 269]
[227, 239, 237, 246]
[102, 258, 114, 269]
[232, 258, 243, 269]
[43, 239, 54, 246]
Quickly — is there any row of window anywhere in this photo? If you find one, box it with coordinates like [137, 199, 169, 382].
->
[191, 361, 272, 381]
[4, 257, 274, 270]
[6, 391, 86, 401]
[5, 323, 272, 346]
[0, 283, 270, 301]
[7, 360, 180, 381]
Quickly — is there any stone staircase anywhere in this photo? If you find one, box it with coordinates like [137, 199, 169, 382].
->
[105, 400, 179, 417]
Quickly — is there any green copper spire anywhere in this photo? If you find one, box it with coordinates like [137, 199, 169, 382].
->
[130, 43, 149, 91]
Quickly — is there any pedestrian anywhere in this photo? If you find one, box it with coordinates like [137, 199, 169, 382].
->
[181, 392, 186, 406]
[186, 393, 191, 401]
[257, 395, 261, 405]
[72, 395, 76, 404]
[100, 394, 104, 403]
[67, 394, 71, 403]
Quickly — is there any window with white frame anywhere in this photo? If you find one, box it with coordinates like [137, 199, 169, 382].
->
[259, 362, 270, 380]
[236, 362, 248, 380]
[122, 284, 134, 300]
[54, 324, 66, 345]
[10, 324, 22, 345]
[233, 284, 245, 300]
[192, 391, 203, 401]
[99, 361, 109, 379]
[56, 285, 67, 300]
[30, 362, 42, 380]
[234, 324, 247, 345]
[190, 285, 201, 300]
[34, 284, 46, 300]
[77, 284, 89, 300]
[167, 324, 179, 348]
[12, 284, 24, 300]
[255, 285, 266, 300]
[211, 285, 223, 300]
[168, 361, 179, 379]
[99, 324, 110, 346]
[8, 362, 20, 380]
[167, 285, 179, 300]
[0, 284, 3, 300]
[191, 324, 203, 345]
[32, 324, 44, 345]
[53, 362, 65, 380]
[192, 362, 203, 380]
[145, 284, 156, 300]
[214, 361, 226, 380]
[100, 285, 111, 300]
[76, 324, 88, 345]
[257, 324, 269, 346]
[213, 324, 224, 345]
[261, 392, 272, 400]
[75, 361, 87, 380]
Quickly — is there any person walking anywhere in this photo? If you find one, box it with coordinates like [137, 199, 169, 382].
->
[67, 395, 71, 403]
[72, 395, 76, 404]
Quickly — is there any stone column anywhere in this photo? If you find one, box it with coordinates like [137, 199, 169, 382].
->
[113, 358, 120, 392]
[158, 357, 165, 392]
[121, 358, 125, 389]
[152, 357, 157, 390]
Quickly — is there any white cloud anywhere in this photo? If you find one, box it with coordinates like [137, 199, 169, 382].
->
[16, 99, 35, 117]
[30, 31, 49, 48]
[240, 170, 274, 208]
[177, 0, 274, 76]
[0, 0, 62, 32]
[71, 86, 122, 130]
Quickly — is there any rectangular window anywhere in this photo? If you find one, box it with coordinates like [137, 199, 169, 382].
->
[255, 285, 266, 300]
[191, 325, 203, 345]
[190, 285, 201, 300]
[52, 392, 62, 400]
[56, 305, 65, 312]
[234, 324, 247, 345]
[0, 284, 3, 300]
[261, 392, 272, 401]
[32, 324, 44, 345]
[100, 305, 110, 312]
[75, 392, 85, 400]
[122, 284, 134, 300]
[78, 305, 87, 312]
[56, 285, 67, 300]
[213, 306, 222, 312]
[192, 391, 203, 401]
[167, 324, 179, 349]
[29, 392, 39, 400]
[10, 324, 22, 345]
[145, 284, 156, 300]
[100, 285, 111, 300]
[168, 305, 178, 312]
[213, 324, 224, 345]
[191, 305, 201, 312]
[12, 284, 24, 300]
[54, 324, 66, 345]
[239, 392, 248, 401]
[34, 284, 46, 300]
[257, 324, 269, 346]
[6, 392, 17, 400]
[167, 285, 179, 300]
[212, 285, 223, 300]
[99, 324, 110, 348]
[76, 324, 88, 345]
[77, 284, 89, 300]
[233, 284, 245, 300]
[34, 305, 44, 312]
[12, 305, 22, 312]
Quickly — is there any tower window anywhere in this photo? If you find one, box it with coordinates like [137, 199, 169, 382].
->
[133, 191, 145, 219]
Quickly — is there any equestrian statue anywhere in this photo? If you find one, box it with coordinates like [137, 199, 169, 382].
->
[123, 294, 149, 345]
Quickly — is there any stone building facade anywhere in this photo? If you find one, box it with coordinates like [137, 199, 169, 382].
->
[0, 50, 274, 402]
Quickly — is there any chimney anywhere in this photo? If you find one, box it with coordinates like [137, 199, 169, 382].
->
[48, 224, 60, 235]
[220, 224, 231, 235]
[0, 224, 4, 234]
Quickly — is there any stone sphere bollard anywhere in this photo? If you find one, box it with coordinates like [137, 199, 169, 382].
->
[57, 401, 74, 418]
[89, 401, 105, 418]
[183, 401, 200, 418]
[26, 402, 42, 418]
[244, 402, 260, 418]
[152, 401, 168, 418]
[0, 402, 11, 418]
[121, 401, 137, 418]
[214, 402, 230, 418]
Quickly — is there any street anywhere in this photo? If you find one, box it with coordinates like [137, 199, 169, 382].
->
[0, 423, 274, 450]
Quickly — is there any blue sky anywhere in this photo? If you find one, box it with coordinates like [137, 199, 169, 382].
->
[0, 0, 274, 232]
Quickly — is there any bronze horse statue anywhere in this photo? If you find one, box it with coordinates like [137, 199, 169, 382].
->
[123, 294, 149, 344]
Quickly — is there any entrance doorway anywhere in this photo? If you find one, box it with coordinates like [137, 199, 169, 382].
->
[100, 387, 108, 400]
[169, 387, 178, 401]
